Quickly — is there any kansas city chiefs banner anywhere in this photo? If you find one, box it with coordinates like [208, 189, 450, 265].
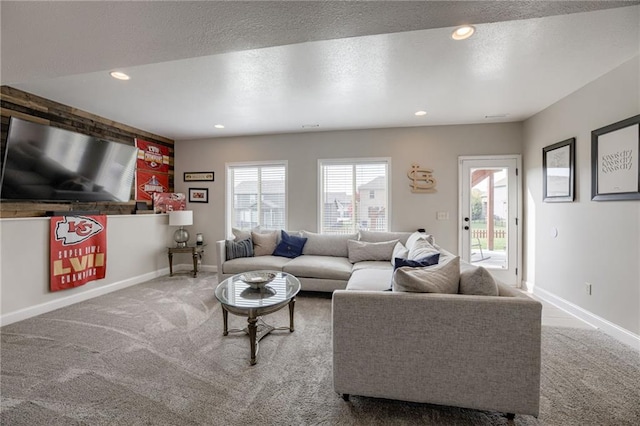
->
[50, 215, 107, 292]
[135, 138, 171, 201]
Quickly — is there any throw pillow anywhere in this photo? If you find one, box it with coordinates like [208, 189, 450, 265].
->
[459, 265, 499, 296]
[251, 230, 278, 256]
[225, 238, 254, 260]
[272, 230, 308, 258]
[394, 253, 440, 269]
[405, 231, 435, 251]
[358, 230, 413, 245]
[393, 256, 460, 294]
[408, 238, 440, 260]
[390, 242, 409, 267]
[347, 239, 399, 263]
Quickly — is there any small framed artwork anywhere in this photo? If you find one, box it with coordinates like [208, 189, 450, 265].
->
[184, 171, 214, 182]
[543, 137, 575, 202]
[591, 114, 640, 201]
[189, 188, 209, 203]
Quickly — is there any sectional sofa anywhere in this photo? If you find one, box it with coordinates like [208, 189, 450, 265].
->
[215, 229, 542, 418]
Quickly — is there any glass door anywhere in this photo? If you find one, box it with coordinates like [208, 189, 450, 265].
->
[459, 156, 521, 286]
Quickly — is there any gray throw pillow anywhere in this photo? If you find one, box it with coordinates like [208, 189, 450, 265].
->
[251, 230, 278, 256]
[459, 265, 499, 296]
[393, 256, 460, 294]
[348, 239, 399, 263]
[232, 227, 251, 241]
[225, 238, 254, 260]
[301, 231, 357, 257]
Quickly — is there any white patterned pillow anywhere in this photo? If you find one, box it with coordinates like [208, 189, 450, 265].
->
[405, 231, 435, 251]
[347, 239, 399, 263]
[408, 238, 440, 260]
[393, 256, 460, 294]
[390, 242, 409, 267]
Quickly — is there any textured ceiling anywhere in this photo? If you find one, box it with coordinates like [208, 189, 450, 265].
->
[2, 1, 639, 140]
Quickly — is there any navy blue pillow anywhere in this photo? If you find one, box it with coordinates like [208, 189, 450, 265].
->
[393, 253, 440, 270]
[273, 230, 308, 258]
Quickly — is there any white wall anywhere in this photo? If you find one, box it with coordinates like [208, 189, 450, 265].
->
[0, 214, 173, 325]
[175, 123, 522, 265]
[523, 56, 640, 336]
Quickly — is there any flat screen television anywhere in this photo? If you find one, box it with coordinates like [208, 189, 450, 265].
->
[0, 117, 138, 202]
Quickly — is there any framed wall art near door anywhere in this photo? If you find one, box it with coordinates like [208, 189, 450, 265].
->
[543, 137, 575, 202]
[189, 188, 209, 203]
[591, 114, 640, 201]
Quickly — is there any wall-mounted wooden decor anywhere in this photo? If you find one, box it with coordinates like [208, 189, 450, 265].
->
[408, 163, 437, 193]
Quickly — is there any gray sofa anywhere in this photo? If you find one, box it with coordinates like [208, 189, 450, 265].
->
[215, 229, 542, 418]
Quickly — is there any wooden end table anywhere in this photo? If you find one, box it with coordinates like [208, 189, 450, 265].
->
[167, 244, 206, 277]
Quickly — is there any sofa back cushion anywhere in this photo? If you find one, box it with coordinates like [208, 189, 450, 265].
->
[301, 231, 357, 257]
[348, 239, 398, 263]
[393, 256, 460, 294]
[359, 230, 413, 245]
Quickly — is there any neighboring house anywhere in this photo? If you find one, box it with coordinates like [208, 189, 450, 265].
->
[232, 180, 285, 230]
[357, 176, 387, 231]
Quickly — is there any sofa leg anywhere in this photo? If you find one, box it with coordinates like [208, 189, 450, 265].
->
[341, 393, 350, 401]
[506, 413, 515, 420]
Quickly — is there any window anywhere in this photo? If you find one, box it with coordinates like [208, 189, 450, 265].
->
[318, 158, 390, 234]
[226, 161, 287, 234]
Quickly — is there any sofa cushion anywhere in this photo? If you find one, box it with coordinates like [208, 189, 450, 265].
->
[232, 227, 252, 241]
[390, 242, 409, 267]
[301, 231, 358, 257]
[273, 230, 307, 258]
[352, 261, 393, 271]
[346, 268, 394, 291]
[359, 230, 413, 245]
[222, 255, 290, 274]
[393, 256, 460, 294]
[252, 230, 278, 256]
[408, 238, 440, 260]
[283, 255, 353, 280]
[459, 264, 499, 296]
[225, 238, 254, 260]
[348, 239, 398, 263]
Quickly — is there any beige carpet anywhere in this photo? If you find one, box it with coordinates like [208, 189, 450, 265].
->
[1, 272, 639, 425]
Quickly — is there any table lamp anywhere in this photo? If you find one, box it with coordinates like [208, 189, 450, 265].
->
[169, 210, 193, 248]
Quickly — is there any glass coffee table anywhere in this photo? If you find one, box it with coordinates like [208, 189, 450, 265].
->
[214, 271, 301, 365]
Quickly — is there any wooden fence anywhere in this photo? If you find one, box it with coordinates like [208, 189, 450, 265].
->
[472, 229, 506, 239]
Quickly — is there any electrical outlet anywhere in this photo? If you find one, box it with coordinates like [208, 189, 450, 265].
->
[585, 282, 592, 295]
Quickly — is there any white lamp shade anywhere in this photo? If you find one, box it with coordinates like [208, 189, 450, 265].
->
[169, 210, 193, 226]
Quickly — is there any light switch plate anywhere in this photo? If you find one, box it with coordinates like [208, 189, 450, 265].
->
[436, 211, 449, 220]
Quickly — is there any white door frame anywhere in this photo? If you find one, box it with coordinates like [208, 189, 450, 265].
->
[458, 155, 523, 288]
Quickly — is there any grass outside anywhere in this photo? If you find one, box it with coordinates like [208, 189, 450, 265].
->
[471, 220, 507, 251]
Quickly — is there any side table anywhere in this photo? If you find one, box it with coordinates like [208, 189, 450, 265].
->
[167, 244, 206, 277]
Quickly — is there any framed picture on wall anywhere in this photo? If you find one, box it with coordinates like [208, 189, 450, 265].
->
[189, 188, 209, 203]
[543, 138, 575, 202]
[591, 114, 640, 201]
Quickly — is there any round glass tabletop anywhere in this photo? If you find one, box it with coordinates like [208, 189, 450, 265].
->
[215, 271, 301, 309]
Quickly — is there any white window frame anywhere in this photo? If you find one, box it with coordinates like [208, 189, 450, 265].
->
[225, 160, 288, 237]
[317, 157, 391, 234]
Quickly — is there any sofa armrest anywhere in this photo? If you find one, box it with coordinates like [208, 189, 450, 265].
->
[332, 290, 542, 416]
[215, 240, 226, 275]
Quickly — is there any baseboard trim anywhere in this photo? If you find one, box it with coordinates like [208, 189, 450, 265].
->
[526, 281, 640, 350]
[1, 269, 169, 327]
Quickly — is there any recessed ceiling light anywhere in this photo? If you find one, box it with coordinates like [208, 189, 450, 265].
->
[452, 25, 475, 40]
[484, 114, 509, 119]
[109, 71, 130, 80]
[414, 111, 427, 116]
[214, 124, 225, 129]
[302, 124, 320, 128]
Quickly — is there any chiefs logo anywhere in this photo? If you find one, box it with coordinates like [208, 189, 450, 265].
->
[55, 216, 104, 246]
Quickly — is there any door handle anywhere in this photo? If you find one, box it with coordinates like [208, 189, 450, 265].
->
[463, 217, 469, 230]
[464, 226, 469, 230]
